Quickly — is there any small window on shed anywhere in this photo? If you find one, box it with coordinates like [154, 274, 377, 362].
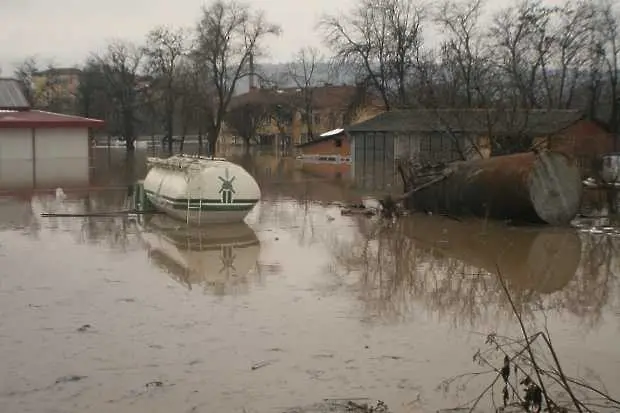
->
[334, 138, 342, 147]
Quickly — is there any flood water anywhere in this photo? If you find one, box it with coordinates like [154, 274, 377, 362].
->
[1, 147, 619, 413]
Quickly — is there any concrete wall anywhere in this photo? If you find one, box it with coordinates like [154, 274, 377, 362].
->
[0, 127, 91, 190]
[0, 129, 32, 160]
[0, 157, 90, 190]
[0, 127, 89, 160]
[34, 128, 89, 159]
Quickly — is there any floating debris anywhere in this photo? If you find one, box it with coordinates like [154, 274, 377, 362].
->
[55, 375, 86, 384]
[76, 324, 92, 332]
[251, 360, 273, 370]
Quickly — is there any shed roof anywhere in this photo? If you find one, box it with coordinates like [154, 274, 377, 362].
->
[346, 109, 585, 136]
[0, 110, 104, 129]
[0, 78, 30, 110]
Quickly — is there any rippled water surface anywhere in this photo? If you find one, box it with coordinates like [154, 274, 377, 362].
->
[1, 148, 619, 413]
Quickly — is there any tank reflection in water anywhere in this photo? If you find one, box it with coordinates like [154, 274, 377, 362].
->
[402, 214, 583, 294]
[137, 214, 261, 295]
[332, 213, 586, 325]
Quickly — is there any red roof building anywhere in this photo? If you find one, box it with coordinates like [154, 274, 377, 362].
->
[0, 79, 105, 192]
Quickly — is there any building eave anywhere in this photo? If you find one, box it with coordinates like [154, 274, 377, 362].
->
[0, 120, 105, 129]
[0, 109, 105, 129]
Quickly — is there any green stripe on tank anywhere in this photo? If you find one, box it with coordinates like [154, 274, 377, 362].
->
[145, 190, 258, 211]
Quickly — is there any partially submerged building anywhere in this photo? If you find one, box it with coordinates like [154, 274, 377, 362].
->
[296, 128, 351, 161]
[0, 78, 104, 192]
[294, 128, 352, 181]
[228, 83, 383, 147]
[346, 108, 613, 189]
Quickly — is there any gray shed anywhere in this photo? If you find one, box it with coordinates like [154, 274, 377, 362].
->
[345, 108, 585, 190]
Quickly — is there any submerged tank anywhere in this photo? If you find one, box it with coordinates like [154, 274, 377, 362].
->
[142, 154, 261, 224]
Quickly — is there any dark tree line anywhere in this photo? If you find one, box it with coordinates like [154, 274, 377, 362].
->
[320, 0, 620, 143]
[13, 0, 280, 153]
[14, 0, 620, 153]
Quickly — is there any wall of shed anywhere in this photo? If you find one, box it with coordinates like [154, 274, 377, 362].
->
[352, 132, 396, 190]
[0, 158, 90, 190]
[0, 127, 91, 190]
[394, 132, 479, 163]
[35, 128, 90, 159]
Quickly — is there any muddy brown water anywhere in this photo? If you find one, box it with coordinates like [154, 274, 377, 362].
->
[0, 147, 619, 413]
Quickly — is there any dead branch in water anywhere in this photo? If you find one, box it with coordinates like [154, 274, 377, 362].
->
[439, 267, 620, 413]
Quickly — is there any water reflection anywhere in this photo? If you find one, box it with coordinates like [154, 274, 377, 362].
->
[331, 214, 619, 327]
[0, 158, 91, 191]
[0, 197, 39, 232]
[137, 215, 261, 295]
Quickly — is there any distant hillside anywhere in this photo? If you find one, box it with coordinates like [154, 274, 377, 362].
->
[233, 62, 358, 95]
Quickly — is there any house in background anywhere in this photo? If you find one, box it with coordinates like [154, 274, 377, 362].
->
[346, 108, 613, 190]
[31, 67, 82, 105]
[228, 83, 384, 147]
[0, 78, 104, 192]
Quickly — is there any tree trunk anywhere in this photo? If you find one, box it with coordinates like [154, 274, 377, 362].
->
[401, 151, 583, 226]
[207, 135, 217, 158]
[197, 125, 204, 152]
[123, 109, 135, 151]
[179, 122, 188, 153]
[242, 136, 251, 153]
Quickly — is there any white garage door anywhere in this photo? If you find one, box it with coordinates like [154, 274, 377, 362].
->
[34, 128, 89, 160]
[0, 128, 33, 160]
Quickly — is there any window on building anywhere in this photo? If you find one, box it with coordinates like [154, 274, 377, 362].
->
[334, 138, 342, 147]
[314, 113, 321, 125]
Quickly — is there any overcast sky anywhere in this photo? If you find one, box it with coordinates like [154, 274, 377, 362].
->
[0, 0, 568, 76]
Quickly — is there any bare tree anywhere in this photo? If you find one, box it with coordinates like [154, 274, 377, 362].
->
[287, 47, 324, 140]
[76, 59, 108, 119]
[144, 26, 189, 153]
[595, 0, 620, 149]
[320, 0, 426, 110]
[173, 61, 201, 151]
[192, 0, 280, 156]
[548, 1, 596, 109]
[489, 0, 559, 109]
[225, 102, 270, 149]
[93, 40, 145, 150]
[434, 0, 491, 108]
[13, 56, 39, 105]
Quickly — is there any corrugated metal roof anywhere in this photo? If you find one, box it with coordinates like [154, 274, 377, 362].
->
[0, 109, 104, 128]
[0, 78, 30, 110]
[346, 109, 585, 136]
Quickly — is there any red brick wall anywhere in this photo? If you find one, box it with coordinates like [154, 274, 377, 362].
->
[549, 119, 614, 175]
[299, 136, 351, 157]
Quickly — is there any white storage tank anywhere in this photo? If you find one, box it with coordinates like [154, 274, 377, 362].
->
[142, 154, 261, 224]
